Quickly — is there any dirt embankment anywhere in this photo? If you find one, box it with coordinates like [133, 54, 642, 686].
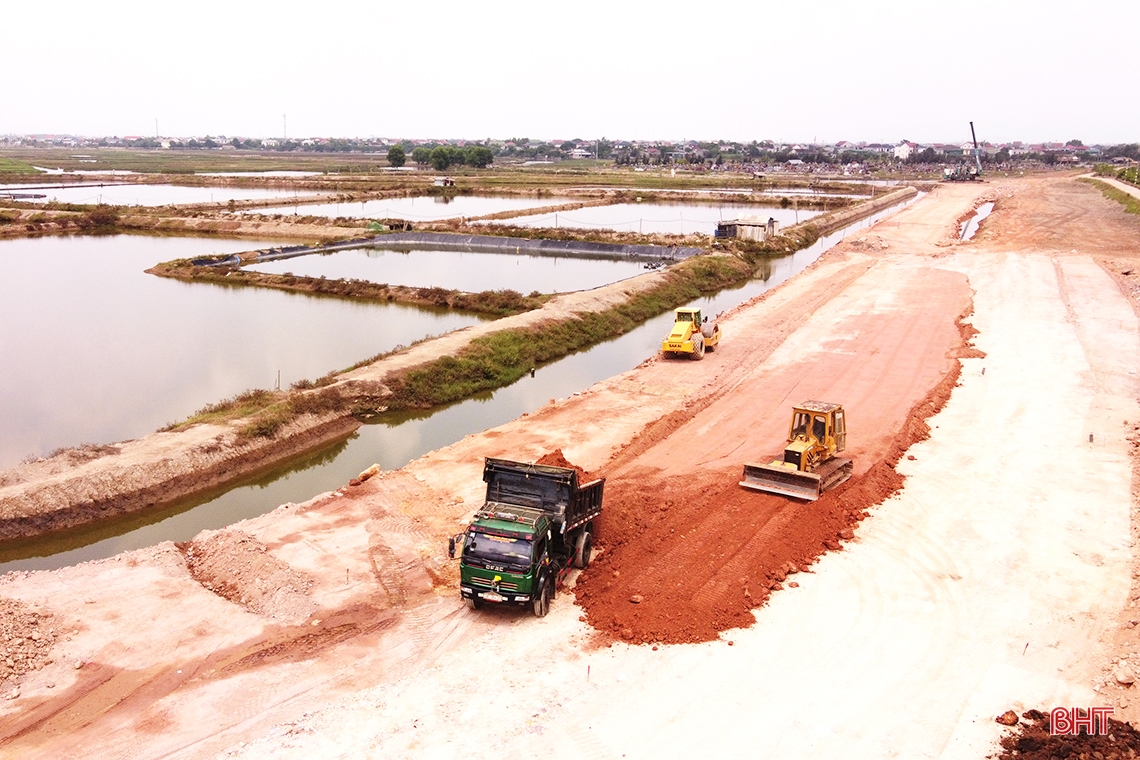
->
[146, 260, 549, 317]
[0, 414, 360, 541]
[575, 308, 983, 645]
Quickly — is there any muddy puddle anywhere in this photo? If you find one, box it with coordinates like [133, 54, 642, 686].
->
[0, 193, 922, 574]
[959, 201, 994, 240]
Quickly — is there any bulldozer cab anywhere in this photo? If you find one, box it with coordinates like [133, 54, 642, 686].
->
[740, 400, 852, 500]
[787, 402, 846, 454]
[675, 307, 702, 324]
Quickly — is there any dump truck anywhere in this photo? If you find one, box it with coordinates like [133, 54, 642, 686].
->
[661, 307, 720, 360]
[449, 458, 604, 617]
[740, 401, 852, 500]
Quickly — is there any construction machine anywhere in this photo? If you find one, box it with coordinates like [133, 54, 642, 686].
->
[740, 401, 853, 500]
[943, 121, 983, 182]
[661, 307, 720, 360]
[450, 458, 604, 617]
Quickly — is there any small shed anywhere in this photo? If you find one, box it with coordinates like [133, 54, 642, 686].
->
[715, 213, 779, 241]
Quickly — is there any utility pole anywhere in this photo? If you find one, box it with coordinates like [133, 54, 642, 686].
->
[283, 114, 287, 140]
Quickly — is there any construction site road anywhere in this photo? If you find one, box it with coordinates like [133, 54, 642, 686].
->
[1, 173, 1139, 759]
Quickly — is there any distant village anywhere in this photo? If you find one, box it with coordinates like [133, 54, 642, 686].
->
[2, 133, 1137, 169]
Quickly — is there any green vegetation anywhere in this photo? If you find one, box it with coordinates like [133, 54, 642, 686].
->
[382, 255, 753, 411]
[387, 146, 406, 168]
[147, 260, 549, 317]
[80, 205, 121, 229]
[429, 146, 494, 171]
[163, 385, 346, 441]
[0, 156, 36, 173]
[1082, 178, 1140, 216]
[166, 389, 281, 430]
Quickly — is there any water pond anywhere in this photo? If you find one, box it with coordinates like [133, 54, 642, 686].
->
[0, 184, 310, 206]
[247, 195, 566, 221]
[0, 235, 485, 470]
[488, 201, 823, 235]
[247, 247, 648, 294]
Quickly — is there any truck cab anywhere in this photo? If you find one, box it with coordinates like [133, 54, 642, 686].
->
[458, 506, 555, 614]
[451, 458, 604, 617]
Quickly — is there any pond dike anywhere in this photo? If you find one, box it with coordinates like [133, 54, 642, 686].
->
[0, 258, 685, 543]
[784, 186, 918, 238]
[235, 233, 705, 266]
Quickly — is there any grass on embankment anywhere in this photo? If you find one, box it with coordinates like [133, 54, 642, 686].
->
[1083, 178, 1140, 216]
[0, 157, 36, 174]
[381, 254, 754, 411]
[147, 259, 549, 317]
[158, 253, 756, 440]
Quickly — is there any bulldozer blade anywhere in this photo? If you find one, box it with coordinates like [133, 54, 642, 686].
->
[739, 458, 853, 501]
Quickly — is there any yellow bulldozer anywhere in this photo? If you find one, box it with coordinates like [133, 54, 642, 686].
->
[661, 307, 720, 360]
[740, 401, 853, 500]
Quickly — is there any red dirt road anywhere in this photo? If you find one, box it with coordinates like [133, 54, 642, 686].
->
[576, 260, 976, 643]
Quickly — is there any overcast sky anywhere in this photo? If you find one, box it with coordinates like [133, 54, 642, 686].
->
[6, 0, 1137, 145]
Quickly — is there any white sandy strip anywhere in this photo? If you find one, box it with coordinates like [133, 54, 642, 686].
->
[224, 251, 1137, 760]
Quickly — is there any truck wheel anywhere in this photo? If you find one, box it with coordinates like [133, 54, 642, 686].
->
[691, 337, 705, 360]
[467, 597, 483, 611]
[574, 531, 593, 569]
[533, 578, 552, 618]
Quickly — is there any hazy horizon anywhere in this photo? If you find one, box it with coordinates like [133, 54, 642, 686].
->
[6, 0, 1137, 146]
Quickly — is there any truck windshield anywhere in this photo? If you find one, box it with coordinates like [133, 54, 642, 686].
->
[464, 532, 533, 569]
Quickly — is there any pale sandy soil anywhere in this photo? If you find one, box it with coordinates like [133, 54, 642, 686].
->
[1, 176, 1138, 759]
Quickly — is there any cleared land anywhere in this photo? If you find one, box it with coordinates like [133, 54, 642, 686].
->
[1, 175, 1138, 759]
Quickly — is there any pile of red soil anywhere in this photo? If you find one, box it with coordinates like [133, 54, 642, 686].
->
[535, 449, 593, 481]
[575, 345, 966, 646]
[993, 709, 1140, 759]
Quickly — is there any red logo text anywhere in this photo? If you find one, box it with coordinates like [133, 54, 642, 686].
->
[1049, 707, 1114, 736]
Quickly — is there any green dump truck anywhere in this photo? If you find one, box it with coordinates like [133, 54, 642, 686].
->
[449, 457, 605, 617]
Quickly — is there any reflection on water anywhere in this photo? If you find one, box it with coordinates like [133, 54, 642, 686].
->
[0, 184, 308, 206]
[959, 201, 994, 240]
[248, 194, 565, 221]
[0, 194, 922, 574]
[248, 247, 648, 294]
[0, 235, 484, 469]
[491, 201, 823, 235]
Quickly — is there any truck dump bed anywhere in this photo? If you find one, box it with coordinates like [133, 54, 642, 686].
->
[483, 458, 604, 534]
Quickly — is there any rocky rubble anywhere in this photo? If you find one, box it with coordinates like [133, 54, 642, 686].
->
[0, 597, 58, 689]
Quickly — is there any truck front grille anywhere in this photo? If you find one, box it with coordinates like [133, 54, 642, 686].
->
[471, 577, 520, 591]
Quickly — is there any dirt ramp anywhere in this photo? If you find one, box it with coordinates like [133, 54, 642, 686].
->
[179, 531, 316, 625]
[576, 344, 965, 645]
[576, 470, 866, 644]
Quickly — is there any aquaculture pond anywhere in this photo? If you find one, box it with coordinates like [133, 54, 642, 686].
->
[247, 194, 565, 221]
[0, 192, 925, 573]
[489, 201, 823, 235]
[0, 183, 309, 206]
[247, 247, 649, 294]
[0, 235, 485, 470]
